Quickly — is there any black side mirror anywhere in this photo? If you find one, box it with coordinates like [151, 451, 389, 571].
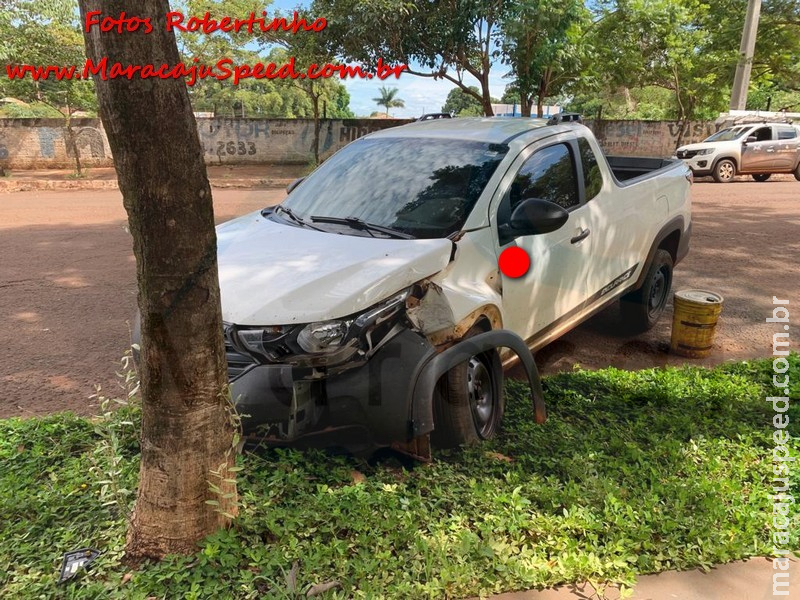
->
[286, 177, 306, 194]
[499, 198, 569, 244]
[744, 135, 757, 144]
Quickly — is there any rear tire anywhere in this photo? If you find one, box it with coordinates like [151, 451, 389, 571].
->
[432, 326, 504, 449]
[794, 163, 800, 182]
[752, 173, 771, 182]
[620, 249, 674, 334]
[713, 159, 736, 183]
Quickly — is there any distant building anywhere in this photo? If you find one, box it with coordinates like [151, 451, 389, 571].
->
[491, 103, 561, 118]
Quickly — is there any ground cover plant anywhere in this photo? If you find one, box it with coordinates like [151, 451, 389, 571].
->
[1, 356, 798, 598]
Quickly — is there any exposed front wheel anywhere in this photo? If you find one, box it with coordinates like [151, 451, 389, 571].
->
[620, 249, 674, 333]
[794, 163, 800, 182]
[752, 173, 771, 182]
[713, 159, 736, 183]
[432, 328, 504, 448]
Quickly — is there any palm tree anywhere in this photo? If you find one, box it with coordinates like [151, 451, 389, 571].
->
[373, 86, 405, 117]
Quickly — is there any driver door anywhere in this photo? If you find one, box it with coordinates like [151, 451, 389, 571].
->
[491, 139, 592, 344]
[741, 126, 779, 172]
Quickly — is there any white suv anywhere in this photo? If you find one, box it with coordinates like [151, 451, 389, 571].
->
[675, 122, 800, 183]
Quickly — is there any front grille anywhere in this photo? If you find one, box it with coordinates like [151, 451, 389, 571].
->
[224, 328, 256, 379]
[677, 150, 698, 159]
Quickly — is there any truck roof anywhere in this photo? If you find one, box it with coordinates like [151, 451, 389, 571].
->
[366, 117, 579, 145]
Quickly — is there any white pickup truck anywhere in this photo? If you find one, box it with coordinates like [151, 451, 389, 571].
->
[192, 119, 692, 454]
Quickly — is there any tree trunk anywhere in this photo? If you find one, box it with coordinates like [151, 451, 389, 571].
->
[623, 87, 637, 114]
[481, 82, 494, 117]
[311, 86, 321, 165]
[536, 70, 552, 118]
[64, 120, 82, 176]
[521, 94, 533, 118]
[79, 0, 237, 561]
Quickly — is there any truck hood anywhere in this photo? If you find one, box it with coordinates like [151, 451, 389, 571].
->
[216, 211, 454, 325]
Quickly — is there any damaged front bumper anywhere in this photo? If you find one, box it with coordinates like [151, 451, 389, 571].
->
[134, 286, 547, 452]
[229, 326, 547, 450]
[229, 327, 437, 446]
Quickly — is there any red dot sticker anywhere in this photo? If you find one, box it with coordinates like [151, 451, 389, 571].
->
[498, 247, 530, 278]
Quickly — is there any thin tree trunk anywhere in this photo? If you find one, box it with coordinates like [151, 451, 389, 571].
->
[79, 0, 237, 562]
[64, 117, 82, 176]
[623, 87, 637, 114]
[521, 94, 533, 118]
[311, 86, 321, 165]
[673, 67, 686, 121]
[480, 77, 494, 117]
[536, 71, 551, 118]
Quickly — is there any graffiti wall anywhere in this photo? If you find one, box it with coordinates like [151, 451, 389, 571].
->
[586, 119, 722, 158]
[0, 118, 414, 169]
[0, 118, 112, 169]
[0, 117, 722, 169]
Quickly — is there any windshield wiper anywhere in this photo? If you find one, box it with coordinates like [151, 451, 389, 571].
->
[309, 215, 415, 239]
[273, 205, 325, 232]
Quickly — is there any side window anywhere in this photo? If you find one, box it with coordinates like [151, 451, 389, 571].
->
[577, 138, 603, 201]
[752, 127, 772, 142]
[777, 126, 798, 140]
[506, 143, 580, 215]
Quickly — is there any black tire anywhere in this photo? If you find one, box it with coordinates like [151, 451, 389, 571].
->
[713, 159, 736, 183]
[752, 173, 771, 182]
[431, 326, 504, 449]
[620, 249, 674, 333]
[794, 163, 800, 182]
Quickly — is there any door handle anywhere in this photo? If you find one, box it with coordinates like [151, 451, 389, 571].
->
[766, 148, 776, 153]
[570, 228, 590, 244]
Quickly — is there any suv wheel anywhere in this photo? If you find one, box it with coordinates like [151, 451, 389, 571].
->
[620, 249, 674, 333]
[794, 163, 800, 182]
[752, 173, 771, 182]
[432, 326, 504, 448]
[713, 159, 736, 183]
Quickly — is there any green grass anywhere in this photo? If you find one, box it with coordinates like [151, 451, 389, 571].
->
[1, 356, 798, 599]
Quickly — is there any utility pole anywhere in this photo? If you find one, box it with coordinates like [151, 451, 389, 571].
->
[730, 0, 762, 110]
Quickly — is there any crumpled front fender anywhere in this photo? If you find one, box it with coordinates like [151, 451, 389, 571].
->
[409, 329, 547, 437]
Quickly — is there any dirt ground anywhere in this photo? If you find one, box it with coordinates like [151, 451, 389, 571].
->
[1, 179, 798, 418]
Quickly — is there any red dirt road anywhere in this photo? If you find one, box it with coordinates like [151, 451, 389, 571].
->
[538, 179, 799, 374]
[0, 189, 283, 418]
[1, 181, 798, 418]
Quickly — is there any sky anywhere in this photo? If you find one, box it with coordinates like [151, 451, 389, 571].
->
[342, 69, 511, 119]
[267, 0, 511, 118]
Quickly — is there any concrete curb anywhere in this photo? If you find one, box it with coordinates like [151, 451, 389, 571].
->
[0, 177, 294, 193]
[481, 557, 798, 599]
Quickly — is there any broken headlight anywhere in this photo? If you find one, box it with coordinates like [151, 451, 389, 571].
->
[296, 287, 411, 354]
[234, 287, 413, 365]
[296, 320, 352, 353]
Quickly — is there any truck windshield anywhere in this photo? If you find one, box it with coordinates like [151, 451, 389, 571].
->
[703, 127, 749, 142]
[278, 137, 508, 239]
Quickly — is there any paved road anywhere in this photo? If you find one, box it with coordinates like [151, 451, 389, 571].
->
[1, 181, 798, 417]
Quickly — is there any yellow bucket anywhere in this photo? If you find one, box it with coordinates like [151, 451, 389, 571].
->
[670, 290, 724, 358]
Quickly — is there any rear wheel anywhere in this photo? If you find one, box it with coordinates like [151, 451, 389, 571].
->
[432, 327, 504, 448]
[794, 163, 800, 182]
[620, 249, 674, 333]
[713, 159, 736, 183]
[752, 173, 771, 182]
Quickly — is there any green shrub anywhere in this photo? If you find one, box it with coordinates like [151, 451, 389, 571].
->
[1, 356, 797, 598]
